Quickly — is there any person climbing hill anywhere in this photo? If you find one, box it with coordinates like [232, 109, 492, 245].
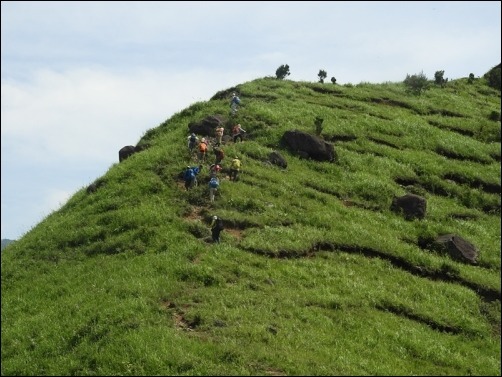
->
[183, 166, 196, 190]
[183, 164, 202, 190]
[229, 156, 241, 181]
[208, 176, 220, 203]
[187, 133, 198, 155]
[210, 215, 224, 243]
[198, 138, 208, 163]
[232, 123, 246, 143]
[213, 146, 224, 165]
[209, 163, 222, 179]
[215, 124, 225, 146]
[230, 92, 241, 115]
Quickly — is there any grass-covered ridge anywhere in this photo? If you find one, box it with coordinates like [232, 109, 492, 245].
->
[2, 75, 500, 376]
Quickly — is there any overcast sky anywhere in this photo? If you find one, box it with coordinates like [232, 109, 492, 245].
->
[1, 1, 501, 240]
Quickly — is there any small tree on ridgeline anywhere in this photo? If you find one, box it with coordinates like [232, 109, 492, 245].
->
[331, 77, 337, 84]
[468, 73, 475, 84]
[275, 64, 291, 80]
[403, 71, 430, 95]
[434, 70, 448, 88]
[318, 69, 327, 83]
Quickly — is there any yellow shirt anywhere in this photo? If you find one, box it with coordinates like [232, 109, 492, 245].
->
[231, 159, 241, 170]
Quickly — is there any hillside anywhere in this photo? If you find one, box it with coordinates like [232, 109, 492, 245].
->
[1, 75, 500, 376]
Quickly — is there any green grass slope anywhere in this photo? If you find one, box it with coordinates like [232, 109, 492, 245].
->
[2, 76, 500, 376]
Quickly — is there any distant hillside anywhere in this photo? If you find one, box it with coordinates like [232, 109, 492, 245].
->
[1, 239, 15, 251]
[1, 72, 500, 376]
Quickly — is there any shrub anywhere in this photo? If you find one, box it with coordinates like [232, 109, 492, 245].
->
[275, 64, 291, 80]
[434, 70, 448, 87]
[331, 77, 337, 84]
[318, 69, 327, 84]
[403, 71, 430, 95]
[468, 73, 475, 84]
[484, 64, 501, 91]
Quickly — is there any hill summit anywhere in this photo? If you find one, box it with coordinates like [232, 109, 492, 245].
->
[1, 74, 500, 376]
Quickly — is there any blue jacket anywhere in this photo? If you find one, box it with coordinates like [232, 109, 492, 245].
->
[184, 168, 195, 181]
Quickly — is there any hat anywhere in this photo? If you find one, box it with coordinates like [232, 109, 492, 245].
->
[187, 166, 190, 169]
[213, 215, 218, 220]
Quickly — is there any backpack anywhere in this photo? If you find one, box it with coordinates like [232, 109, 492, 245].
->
[215, 218, 224, 231]
[231, 159, 241, 169]
[199, 142, 207, 152]
[190, 134, 196, 143]
[209, 178, 219, 188]
[184, 168, 195, 180]
[215, 149, 224, 159]
[210, 164, 221, 175]
[234, 96, 241, 105]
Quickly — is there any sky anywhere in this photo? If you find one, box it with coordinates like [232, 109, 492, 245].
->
[1, 1, 501, 240]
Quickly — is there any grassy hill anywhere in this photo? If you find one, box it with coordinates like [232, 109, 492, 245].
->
[1, 74, 500, 376]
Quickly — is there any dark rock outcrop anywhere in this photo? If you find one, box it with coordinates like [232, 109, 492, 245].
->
[268, 151, 287, 169]
[390, 193, 427, 220]
[433, 234, 478, 264]
[188, 115, 225, 137]
[280, 130, 336, 162]
[119, 145, 137, 162]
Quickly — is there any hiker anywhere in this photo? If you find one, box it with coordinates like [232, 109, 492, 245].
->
[213, 146, 224, 165]
[230, 92, 241, 115]
[232, 123, 246, 143]
[210, 215, 224, 243]
[184, 164, 202, 190]
[183, 166, 196, 190]
[209, 163, 222, 179]
[198, 137, 208, 163]
[215, 125, 225, 145]
[229, 156, 241, 181]
[187, 133, 198, 155]
[208, 176, 220, 203]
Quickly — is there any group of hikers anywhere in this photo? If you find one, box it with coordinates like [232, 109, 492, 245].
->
[183, 137, 243, 190]
[182, 92, 245, 243]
